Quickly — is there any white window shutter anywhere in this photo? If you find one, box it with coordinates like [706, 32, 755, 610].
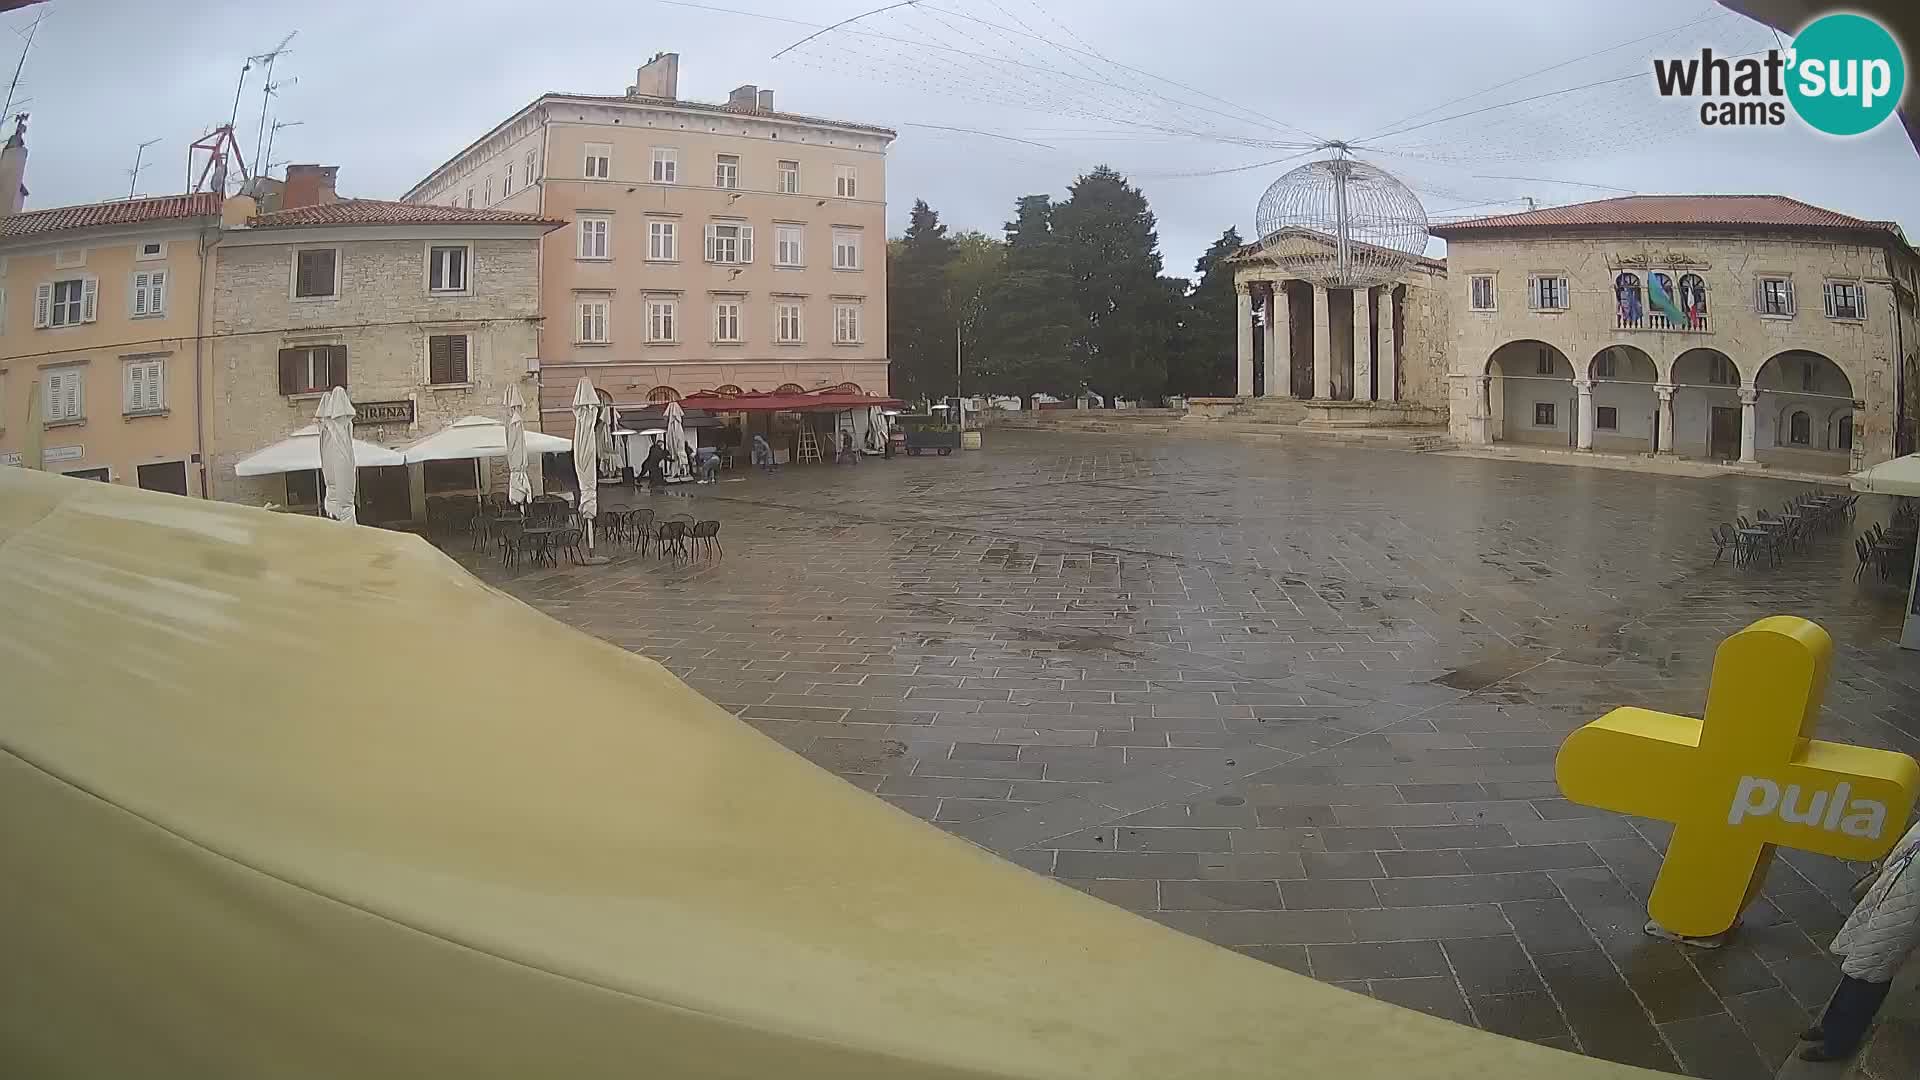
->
[151, 270, 166, 314]
[133, 274, 149, 316]
[1785, 279, 1795, 315]
[148, 363, 164, 409]
[739, 226, 753, 263]
[34, 283, 50, 328]
[124, 362, 139, 410]
[703, 224, 718, 262]
[81, 278, 98, 323]
[1823, 282, 1835, 316]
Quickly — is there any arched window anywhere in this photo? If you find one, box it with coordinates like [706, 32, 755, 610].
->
[773, 383, 805, 394]
[1838, 414, 1854, 450]
[646, 386, 680, 403]
[1678, 273, 1708, 330]
[1614, 273, 1642, 328]
[712, 384, 743, 398]
[826, 381, 862, 394]
[1789, 410, 1812, 446]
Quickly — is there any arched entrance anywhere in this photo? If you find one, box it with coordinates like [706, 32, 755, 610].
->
[1486, 340, 1576, 447]
[1754, 350, 1855, 474]
[1671, 348, 1743, 460]
[1587, 345, 1658, 452]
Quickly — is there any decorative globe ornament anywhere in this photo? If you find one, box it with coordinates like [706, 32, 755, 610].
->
[1254, 155, 1429, 289]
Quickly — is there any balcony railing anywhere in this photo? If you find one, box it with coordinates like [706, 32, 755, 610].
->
[1616, 311, 1710, 333]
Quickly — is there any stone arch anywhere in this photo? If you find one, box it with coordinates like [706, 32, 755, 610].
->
[773, 383, 806, 394]
[825, 381, 863, 394]
[1753, 350, 1854, 471]
[712, 384, 744, 397]
[1669, 348, 1743, 460]
[1587, 345, 1658, 451]
[646, 385, 680, 403]
[1484, 340, 1575, 447]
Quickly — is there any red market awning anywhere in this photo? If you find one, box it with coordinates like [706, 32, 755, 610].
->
[678, 392, 903, 413]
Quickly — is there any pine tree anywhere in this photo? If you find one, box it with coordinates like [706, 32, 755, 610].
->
[1054, 166, 1175, 403]
[972, 195, 1083, 399]
[885, 199, 959, 400]
[1168, 227, 1245, 396]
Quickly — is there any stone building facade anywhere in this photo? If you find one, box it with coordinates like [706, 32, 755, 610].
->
[1430, 195, 1920, 474]
[207, 171, 560, 518]
[400, 53, 895, 434]
[1227, 230, 1450, 424]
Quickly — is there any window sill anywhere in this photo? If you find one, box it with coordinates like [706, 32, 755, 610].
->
[425, 382, 474, 392]
[644, 258, 680, 264]
[710, 340, 744, 347]
[123, 408, 170, 419]
[1528, 307, 1569, 315]
[575, 341, 612, 348]
[1758, 312, 1795, 321]
[773, 263, 805, 270]
[428, 290, 474, 299]
[44, 418, 85, 430]
[832, 341, 864, 348]
[644, 340, 680, 347]
[1469, 307, 1497, 314]
[774, 340, 806, 347]
[832, 266, 863, 273]
[1827, 315, 1866, 324]
[576, 257, 612, 263]
[131, 312, 168, 320]
[286, 392, 327, 402]
[292, 294, 339, 303]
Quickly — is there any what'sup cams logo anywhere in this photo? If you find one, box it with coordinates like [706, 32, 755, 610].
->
[1654, 12, 1906, 135]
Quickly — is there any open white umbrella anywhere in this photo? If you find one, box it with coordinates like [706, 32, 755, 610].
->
[572, 377, 601, 557]
[315, 388, 359, 524]
[664, 400, 688, 481]
[236, 426, 405, 476]
[504, 385, 532, 507]
[402, 416, 569, 463]
[1851, 454, 1920, 651]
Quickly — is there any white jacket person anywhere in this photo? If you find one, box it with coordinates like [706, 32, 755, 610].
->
[1832, 820, 1920, 982]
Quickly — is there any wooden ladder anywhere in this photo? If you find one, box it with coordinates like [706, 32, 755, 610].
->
[797, 426, 823, 464]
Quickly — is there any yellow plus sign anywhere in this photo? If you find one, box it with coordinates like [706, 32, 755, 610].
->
[1556, 616, 1920, 939]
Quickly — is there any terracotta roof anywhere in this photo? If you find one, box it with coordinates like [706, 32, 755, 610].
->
[248, 198, 563, 230]
[0, 193, 223, 241]
[1228, 228, 1447, 273]
[677, 390, 902, 413]
[1430, 195, 1903, 238]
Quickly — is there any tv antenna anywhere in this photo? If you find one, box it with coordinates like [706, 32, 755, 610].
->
[1, 8, 48, 120]
[248, 31, 297, 182]
[126, 137, 160, 199]
[263, 118, 303, 179]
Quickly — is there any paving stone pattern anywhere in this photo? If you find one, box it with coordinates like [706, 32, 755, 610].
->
[459, 431, 1920, 1079]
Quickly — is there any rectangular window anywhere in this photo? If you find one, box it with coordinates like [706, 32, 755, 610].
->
[37, 277, 96, 327]
[136, 241, 165, 261]
[1533, 402, 1556, 427]
[1528, 274, 1568, 311]
[1801, 361, 1815, 391]
[651, 147, 678, 183]
[45, 368, 84, 420]
[1595, 405, 1617, 430]
[834, 164, 857, 198]
[1594, 351, 1616, 378]
[124, 358, 165, 413]
[776, 302, 802, 343]
[484, 176, 494, 204]
[647, 220, 678, 261]
[578, 217, 610, 260]
[703, 222, 753, 264]
[1789, 410, 1812, 445]
[1469, 274, 1496, 311]
[524, 147, 539, 182]
[714, 154, 739, 189]
[428, 245, 468, 293]
[1709, 355, 1738, 386]
[832, 229, 861, 270]
[775, 224, 804, 267]
[294, 249, 337, 298]
[1535, 349, 1555, 376]
[583, 143, 612, 179]
[1758, 276, 1795, 316]
[427, 334, 470, 385]
[834, 302, 862, 344]
[131, 269, 167, 317]
[647, 299, 677, 343]
[778, 160, 798, 193]
[277, 345, 347, 396]
[713, 301, 742, 343]
[1824, 280, 1863, 320]
[466, 189, 474, 208]
[577, 299, 609, 344]
[503, 163, 514, 196]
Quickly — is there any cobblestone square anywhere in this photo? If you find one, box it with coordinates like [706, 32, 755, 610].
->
[461, 430, 1920, 1078]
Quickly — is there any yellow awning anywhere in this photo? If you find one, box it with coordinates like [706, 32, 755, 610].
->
[0, 467, 1659, 1079]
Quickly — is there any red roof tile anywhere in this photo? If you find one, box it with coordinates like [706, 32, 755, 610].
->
[0, 193, 223, 241]
[1430, 195, 1902, 238]
[677, 390, 902, 413]
[248, 199, 563, 230]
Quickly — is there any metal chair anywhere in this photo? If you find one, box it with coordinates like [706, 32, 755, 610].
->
[1709, 523, 1736, 564]
[690, 519, 722, 560]
[554, 527, 586, 566]
[628, 509, 656, 553]
[655, 520, 690, 562]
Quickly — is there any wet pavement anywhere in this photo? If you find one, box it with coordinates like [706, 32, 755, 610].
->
[457, 430, 1920, 1078]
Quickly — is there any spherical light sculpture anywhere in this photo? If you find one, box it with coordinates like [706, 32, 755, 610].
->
[1254, 157, 1429, 289]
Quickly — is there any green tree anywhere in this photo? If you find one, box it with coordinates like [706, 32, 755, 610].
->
[1054, 166, 1176, 404]
[972, 195, 1083, 400]
[948, 229, 1005, 394]
[885, 199, 959, 400]
[1167, 227, 1244, 396]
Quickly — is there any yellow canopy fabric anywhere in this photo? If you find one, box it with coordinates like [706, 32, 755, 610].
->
[0, 468, 1659, 1079]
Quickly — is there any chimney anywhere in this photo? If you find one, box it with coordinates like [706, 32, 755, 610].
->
[629, 52, 679, 99]
[727, 84, 758, 110]
[282, 164, 339, 210]
[0, 113, 29, 216]
[756, 88, 775, 112]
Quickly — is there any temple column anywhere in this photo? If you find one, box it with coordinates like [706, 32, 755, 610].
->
[1235, 284, 1254, 398]
[1312, 284, 1332, 400]
[1377, 286, 1398, 402]
[1353, 287, 1375, 402]
[1655, 384, 1676, 455]
[1738, 387, 1758, 463]
[1575, 378, 1595, 450]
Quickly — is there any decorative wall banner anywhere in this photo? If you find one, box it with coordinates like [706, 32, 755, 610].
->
[1556, 616, 1920, 938]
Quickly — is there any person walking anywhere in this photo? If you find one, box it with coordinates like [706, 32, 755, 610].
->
[750, 433, 777, 473]
[839, 430, 859, 466]
[1800, 819, 1920, 1061]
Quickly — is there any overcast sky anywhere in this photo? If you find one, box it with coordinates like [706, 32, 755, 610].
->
[7, 0, 1918, 275]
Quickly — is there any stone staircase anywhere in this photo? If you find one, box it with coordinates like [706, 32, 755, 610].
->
[1217, 398, 1311, 427]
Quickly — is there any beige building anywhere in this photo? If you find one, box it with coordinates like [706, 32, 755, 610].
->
[402, 53, 895, 434]
[0, 117, 223, 493]
[1430, 196, 1920, 474]
[1227, 230, 1450, 424]
[209, 166, 561, 519]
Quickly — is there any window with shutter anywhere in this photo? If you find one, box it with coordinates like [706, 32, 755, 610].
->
[294, 250, 337, 298]
[132, 270, 167, 316]
[80, 277, 97, 322]
[34, 282, 51, 328]
[428, 246, 468, 292]
[45, 369, 83, 421]
[327, 345, 348, 390]
[124, 359, 165, 413]
[428, 335, 469, 385]
[738, 225, 752, 263]
[835, 165, 857, 198]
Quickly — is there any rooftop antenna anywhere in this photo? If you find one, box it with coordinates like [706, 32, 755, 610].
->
[248, 31, 296, 181]
[1, 8, 48, 120]
[126, 137, 160, 199]
[263, 118, 302, 179]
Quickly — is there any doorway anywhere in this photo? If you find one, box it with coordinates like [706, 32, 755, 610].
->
[137, 460, 189, 496]
[358, 465, 412, 524]
[1709, 407, 1742, 460]
[64, 467, 109, 482]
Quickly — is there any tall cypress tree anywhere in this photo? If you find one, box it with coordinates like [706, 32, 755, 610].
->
[1168, 227, 1245, 396]
[1054, 166, 1175, 403]
[973, 195, 1083, 399]
[886, 199, 959, 400]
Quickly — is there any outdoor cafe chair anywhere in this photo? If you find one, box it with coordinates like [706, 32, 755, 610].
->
[627, 509, 656, 553]
[1709, 523, 1736, 564]
[690, 519, 722, 560]
[554, 528, 586, 566]
[655, 519, 690, 562]
[1855, 535, 1878, 582]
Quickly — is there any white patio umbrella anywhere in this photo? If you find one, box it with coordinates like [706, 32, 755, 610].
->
[236, 426, 405, 476]
[402, 416, 569, 462]
[866, 406, 888, 452]
[315, 387, 359, 524]
[504, 385, 532, 507]
[1851, 454, 1920, 651]
[572, 377, 601, 556]
[664, 400, 688, 481]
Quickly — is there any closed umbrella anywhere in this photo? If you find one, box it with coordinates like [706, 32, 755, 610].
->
[20, 378, 42, 471]
[315, 387, 358, 525]
[664, 400, 688, 481]
[504, 384, 532, 507]
[571, 377, 602, 557]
